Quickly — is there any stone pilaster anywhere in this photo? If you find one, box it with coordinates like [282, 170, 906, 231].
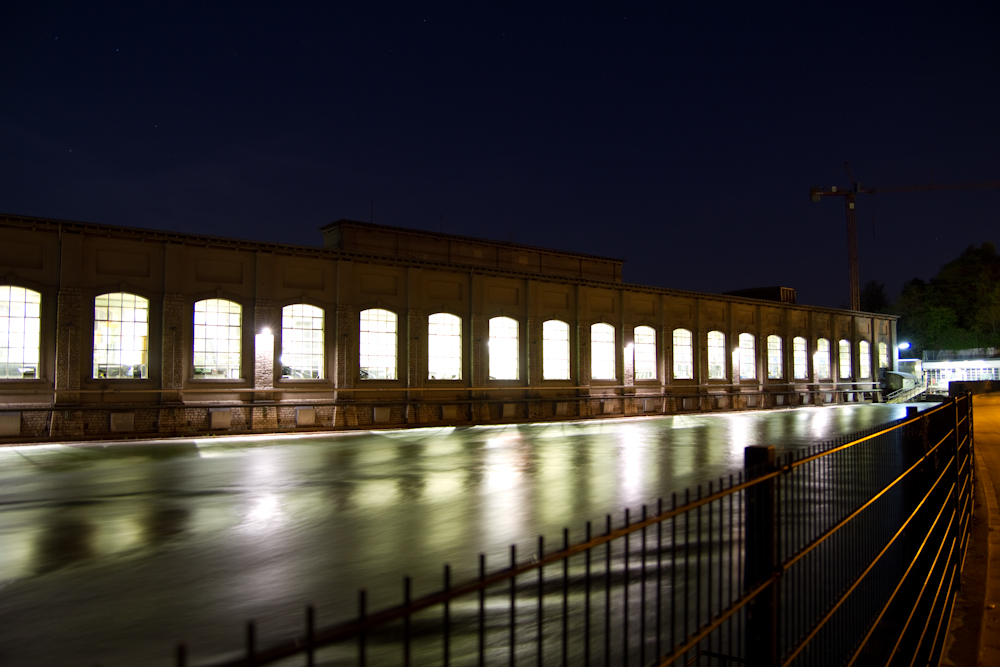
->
[526, 316, 541, 391]
[50, 287, 83, 436]
[335, 305, 354, 390]
[253, 300, 276, 402]
[471, 313, 488, 393]
[161, 294, 186, 403]
[406, 308, 424, 424]
[250, 301, 276, 429]
[53, 287, 82, 403]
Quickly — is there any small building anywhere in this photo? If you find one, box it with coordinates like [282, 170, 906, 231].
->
[923, 348, 1000, 394]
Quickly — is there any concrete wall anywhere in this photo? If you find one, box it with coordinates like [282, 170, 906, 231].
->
[0, 213, 898, 442]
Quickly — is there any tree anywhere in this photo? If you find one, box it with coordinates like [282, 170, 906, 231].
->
[860, 280, 890, 313]
[890, 242, 1000, 354]
[976, 283, 1000, 343]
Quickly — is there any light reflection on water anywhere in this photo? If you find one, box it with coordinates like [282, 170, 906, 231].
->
[0, 402, 939, 666]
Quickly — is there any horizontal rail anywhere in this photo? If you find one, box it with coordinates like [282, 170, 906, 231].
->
[655, 576, 776, 667]
[788, 400, 952, 469]
[845, 487, 956, 667]
[783, 426, 953, 571]
[781, 466, 955, 667]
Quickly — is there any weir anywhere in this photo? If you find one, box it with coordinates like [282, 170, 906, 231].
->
[175, 396, 973, 667]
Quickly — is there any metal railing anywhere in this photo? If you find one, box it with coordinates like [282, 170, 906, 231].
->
[175, 396, 974, 667]
[885, 380, 929, 403]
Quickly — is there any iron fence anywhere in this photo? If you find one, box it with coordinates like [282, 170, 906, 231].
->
[176, 395, 974, 667]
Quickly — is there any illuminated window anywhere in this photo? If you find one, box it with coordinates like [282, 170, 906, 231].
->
[673, 328, 693, 379]
[94, 293, 149, 379]
[359, 308, 397, 380]
[839, 339, 852, 379]
[815, 338, 831, 380]
[633, 326, 657, 380]
[489, 316, 519, 380]
[767, 335, 783, 379]
[193, 299, 242, 379]
[793, 337, 808, 379]
[707, 330, 726, 379]
[0, 287, 41, 379]
[859, 341, 871, 379]
[878, 342, 889, 369]
[542, 319, 570, 380]
[428, 313, 462, 380]
[591, 323, 616, 380]
[281, 304, 324, 379]
[737, 333, 756, 379]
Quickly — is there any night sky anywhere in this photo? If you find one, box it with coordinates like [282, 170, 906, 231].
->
[3, 3, 999, 308]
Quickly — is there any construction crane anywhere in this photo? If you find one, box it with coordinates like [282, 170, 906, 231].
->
[810, 165, 1000, 311]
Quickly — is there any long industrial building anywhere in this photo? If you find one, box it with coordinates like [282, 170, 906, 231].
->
[0, 213, 898, 441]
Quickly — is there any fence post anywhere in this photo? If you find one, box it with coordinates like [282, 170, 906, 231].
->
[745, 445, 778, 667]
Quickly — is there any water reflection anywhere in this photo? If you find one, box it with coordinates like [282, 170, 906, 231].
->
[33, 515, 95, 575]
[0, 402, 940, 666]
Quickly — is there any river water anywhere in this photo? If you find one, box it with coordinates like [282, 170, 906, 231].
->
[0, 403, 937, 666]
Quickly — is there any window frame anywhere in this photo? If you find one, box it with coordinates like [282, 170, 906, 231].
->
[707, 330, 726, 380]
[280, 303, 325, 381]
[542, 319, 571, 381]
[359, 308, 399, 381]
[93, 292, 150, 380]
[0, 286, 43, 381]
[673, 328, 694, 380]
[767, 335, 783, 380]
[427, 312, 463, 381]
[838, 339, 853, 380]
[859, 340, 871, 379]
[633, 325, 657, 381]
[737, 332, 756, 380]
[192, 298, 243, 380]
[488, 316, 520, 381]
[792, 336, 808, 380]
[590, 322, 617, 381]
[878, 342, 889, 369]
[815, 338, 831, 380]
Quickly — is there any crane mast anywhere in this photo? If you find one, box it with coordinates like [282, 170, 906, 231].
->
[809, 177, 1000, 311]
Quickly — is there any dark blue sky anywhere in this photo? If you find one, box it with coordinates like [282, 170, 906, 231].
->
[3, 3, 999, 307]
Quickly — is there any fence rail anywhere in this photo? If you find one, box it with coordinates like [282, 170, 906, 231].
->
[176, 396, 974, 667]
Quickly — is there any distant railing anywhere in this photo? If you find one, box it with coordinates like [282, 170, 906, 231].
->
[175, 396, 974, 667]
[885, 381, 929, 403]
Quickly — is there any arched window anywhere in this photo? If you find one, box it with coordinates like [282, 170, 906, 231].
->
[428, 313, 462, 380]
[0, 286, 41, 379]
[793, 337, 808, 379]
[707, 331, 726, 379]
[839, 339, 852, 379]
[542, 320, 570, 380]
[281, 304, 324, 379]
[878, 342, 889, 369]
[94, 292, 149, 379]
[489, 316, 519, 380]
[193, 299, 242, 379]
[673, 328, 693, 380]
[859, 341, 871, 379]
[591, 323, 616, 380]
[359, 308, 397, 380]
[767, 335, 783, 379]
[633, 326, 657, 380]
[738, 333, 756, 380]
[815, 338, 831, 380]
